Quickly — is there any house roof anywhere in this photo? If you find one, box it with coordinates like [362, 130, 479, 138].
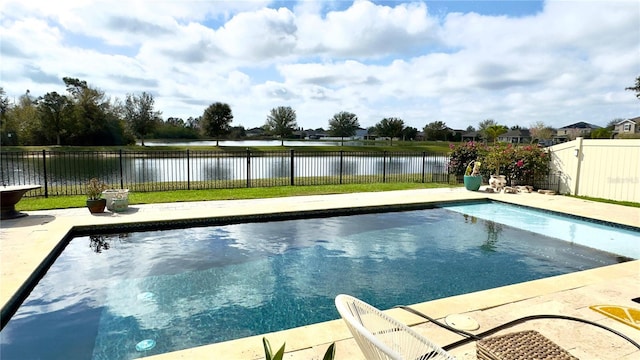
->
[558, 121, 601, 130]
[616, 116, 640, 125]
[462, 131, 480, 137]
[500, 129, 531, 137]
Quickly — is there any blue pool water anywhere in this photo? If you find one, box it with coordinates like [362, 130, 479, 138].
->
[1, 202, 637, 359]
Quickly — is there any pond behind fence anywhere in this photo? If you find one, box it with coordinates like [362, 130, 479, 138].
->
[1, 150, 457, 197]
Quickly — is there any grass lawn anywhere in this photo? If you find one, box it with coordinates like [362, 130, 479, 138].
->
[17, 183, 458, 211]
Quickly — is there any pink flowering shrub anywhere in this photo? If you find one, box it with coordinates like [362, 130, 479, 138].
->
[447, 141, 483, 177]
[504, 145, 550, 185]
[449, 142, 550, 186]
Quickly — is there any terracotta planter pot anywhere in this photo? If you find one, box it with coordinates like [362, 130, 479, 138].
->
[86, 199, 107, 213]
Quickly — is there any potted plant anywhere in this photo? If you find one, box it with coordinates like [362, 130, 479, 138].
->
[86, 178, 108, 213]
[463, 160, 482, 191]
[483, 144, 509, 191]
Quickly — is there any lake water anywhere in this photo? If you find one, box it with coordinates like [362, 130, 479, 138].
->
[141, 140, 352, 147]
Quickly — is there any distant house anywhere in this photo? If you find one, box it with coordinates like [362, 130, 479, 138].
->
[354, 128, 369, 140]
[497, 129, 532, 144]
[613, 117, 640, 138]
[555, 121, 601, 141]
[461, 131, 481, 142]
[449, 128, 464, 141]
[305, 129, 329, 139]
[417, 127, 460, 141]
[292, 129, 306, 139]
[246, 127, 265, 137]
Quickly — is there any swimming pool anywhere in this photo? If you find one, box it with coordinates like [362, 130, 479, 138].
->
[0, 201, 637, 359]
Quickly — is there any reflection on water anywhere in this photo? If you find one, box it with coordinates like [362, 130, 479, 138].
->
[481, 221, 503, 252]
[141, 140, 347, 147]
[2, 150, 449, 187]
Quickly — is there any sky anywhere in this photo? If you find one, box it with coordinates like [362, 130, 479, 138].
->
[1, 0, 639, 132]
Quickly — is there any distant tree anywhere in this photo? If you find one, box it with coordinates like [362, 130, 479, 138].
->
[123, 92, 162, 146]
[166, 117, 185, 127]
[590, 128, 612, 139]
[625, 75, 640, 99]
[228, 125, 246, 139]
[328, 111, 359, 145]
[465, 125, 476, 132]
[63, 77, 130, 146]
[478, 119, 497, 141]
[510, 125, 523, 130]
[484, 124, 508, 143]
[374, 117, 404, 145]
[529, 121, 555, 143]
[154, 117, 200, 139]
[0, 87, 9, 121]
[37, 91, 72, 145]
[63, 77, 89, 98]
[423, 121, 449, 141]
[186, 116, 200, 130]
[606, 118, 624, 130]
[265, 106, 297, 145]
[10, 90, 45, 145]
[402, 126, 418, 141]
[201, 102, 233, 146]
[0, 87, 18, 145]
[366, 126, 376, 138]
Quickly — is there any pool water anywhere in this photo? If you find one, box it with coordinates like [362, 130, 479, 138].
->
[1, 202, 636, 359]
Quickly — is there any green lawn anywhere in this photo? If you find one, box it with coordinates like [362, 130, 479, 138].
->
[17, 183, 458, 211]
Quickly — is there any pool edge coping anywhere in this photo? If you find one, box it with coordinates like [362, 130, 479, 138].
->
[1, 188, 638, 358]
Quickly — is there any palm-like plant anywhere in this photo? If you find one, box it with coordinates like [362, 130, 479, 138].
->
[484, 124, 508, 143]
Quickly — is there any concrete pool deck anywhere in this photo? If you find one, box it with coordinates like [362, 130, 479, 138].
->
[0, 187, 638, 359]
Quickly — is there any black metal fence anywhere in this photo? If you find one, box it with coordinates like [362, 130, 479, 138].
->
[0, 150, 452, 197]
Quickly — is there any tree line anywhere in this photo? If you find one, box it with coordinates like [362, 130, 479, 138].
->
[0, 78, 412, 146]
[2, 76, 636, 146]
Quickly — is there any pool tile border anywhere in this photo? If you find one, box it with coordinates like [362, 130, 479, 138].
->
[1, 188, 638, 359]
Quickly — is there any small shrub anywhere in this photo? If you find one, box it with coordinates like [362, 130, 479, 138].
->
[86, 178, 108, 200]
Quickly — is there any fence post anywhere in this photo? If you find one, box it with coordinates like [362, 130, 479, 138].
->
[571, 137, 584, 195]
[246, 149, 251, 188]
[290, 149, 295, 186]
[186, 149, 191, 190]
[119, 149, 124, 189]
[339, 150, 344, 184]
[421, 152, 426, 183]
[42, 150, 48, 198]
[383, 151, 387, 183]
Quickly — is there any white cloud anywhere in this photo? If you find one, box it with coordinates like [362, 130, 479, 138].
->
[1, 0, 638, 132]
[297, 0, 437, 57]
[215, 7, 298, 60]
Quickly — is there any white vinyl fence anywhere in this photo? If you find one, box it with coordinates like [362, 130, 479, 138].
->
[549, 138, 640, 202]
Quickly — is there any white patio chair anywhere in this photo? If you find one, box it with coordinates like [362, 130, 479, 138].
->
[335, 294, 456, 360]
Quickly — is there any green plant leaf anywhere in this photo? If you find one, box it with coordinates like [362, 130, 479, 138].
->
[273, 342, 286, 360]
[322, 342, 336, 360]
[262, 337, 285, 360]
[262, 337, 273, 360]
